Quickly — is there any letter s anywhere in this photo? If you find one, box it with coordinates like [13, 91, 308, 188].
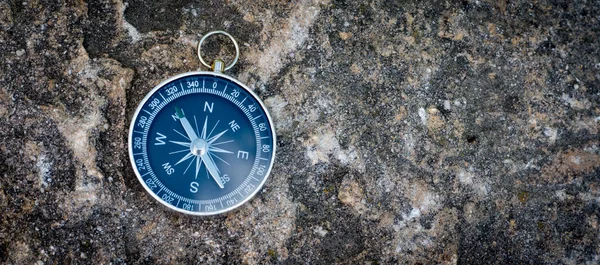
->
[190, 182, 199, 193]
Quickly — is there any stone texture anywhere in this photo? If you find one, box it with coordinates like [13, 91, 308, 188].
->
[1, 0, 599, 264]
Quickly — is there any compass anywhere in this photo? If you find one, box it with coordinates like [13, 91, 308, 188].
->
[128, 31, 276, 215]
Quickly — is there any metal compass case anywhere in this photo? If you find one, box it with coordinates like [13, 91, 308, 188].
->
[128, 31, 276, 215]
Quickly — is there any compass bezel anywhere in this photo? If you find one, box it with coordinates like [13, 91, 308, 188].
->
[128, 71, 276, 216]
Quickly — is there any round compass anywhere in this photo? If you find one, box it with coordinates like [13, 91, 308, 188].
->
[128, 70, 276, 215]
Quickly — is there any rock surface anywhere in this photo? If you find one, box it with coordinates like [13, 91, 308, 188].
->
[1, 0, 599, 264]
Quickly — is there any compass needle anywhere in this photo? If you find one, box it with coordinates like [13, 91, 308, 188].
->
[195, 155, 201, 179]
[209, 155, 220, 174]
[201, 153, 224, 188]
[128, 31, 275, 215]
[175, 107, 199, 140]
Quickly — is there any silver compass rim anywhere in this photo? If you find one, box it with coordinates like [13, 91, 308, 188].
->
[128, 71, 276, 216]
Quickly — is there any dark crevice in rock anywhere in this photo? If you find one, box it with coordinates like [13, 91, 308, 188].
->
[123, 0, 193, 33]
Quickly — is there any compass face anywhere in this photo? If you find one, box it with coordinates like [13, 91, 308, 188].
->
[128, 72, 276, 215]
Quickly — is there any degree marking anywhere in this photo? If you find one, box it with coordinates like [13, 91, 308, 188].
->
[252, 115, 262, 121]
[159, 92, 166, 100]
[133, 130, 144, 134]
[251, 176, 259, 181]
[133, 153, 144, 156]
[222, 84, 228, 93]
[240, 96, 247, 104]
[260, 158, 269, 161]
[260, 136, 269, 139]
[143, 109, 152, 115]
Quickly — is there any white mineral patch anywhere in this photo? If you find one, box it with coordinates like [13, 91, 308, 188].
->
[418, 107, 428, 126]
[457, 168, 474, 185]
[561, 93, 590, 109]
[123, 20, 141, 43]
[313, 226, 328, 237]
[570, 155, 581, 165]
[36, 154, 51, 188]
[237, 0, 330, 83]
[443, 100, 451, 110]
[304, 129, 361, 169]
[121, 2, 142, 43]
[305, 130, 339, 164]
[543, 127, 558, 143]
[264, 95, 290, 131]
[457, 168, 488, 196]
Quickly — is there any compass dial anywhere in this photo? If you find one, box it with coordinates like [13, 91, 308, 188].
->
[128, 72, 276, 215]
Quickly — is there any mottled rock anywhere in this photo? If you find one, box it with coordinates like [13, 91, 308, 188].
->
[1, 0, 599, 264]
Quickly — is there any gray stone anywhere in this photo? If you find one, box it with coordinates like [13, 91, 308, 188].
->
[1, 0, 599, 264]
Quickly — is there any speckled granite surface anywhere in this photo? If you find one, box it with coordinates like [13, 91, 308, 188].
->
[1, 0, 599, 264]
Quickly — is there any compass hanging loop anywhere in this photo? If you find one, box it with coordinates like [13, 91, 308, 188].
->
[197, 31, 239, 73]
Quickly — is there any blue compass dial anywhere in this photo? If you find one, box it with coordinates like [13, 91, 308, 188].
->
[128, 72, 276, 215]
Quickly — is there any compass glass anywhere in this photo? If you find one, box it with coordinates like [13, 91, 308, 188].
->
[128, 72, 275, 215]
